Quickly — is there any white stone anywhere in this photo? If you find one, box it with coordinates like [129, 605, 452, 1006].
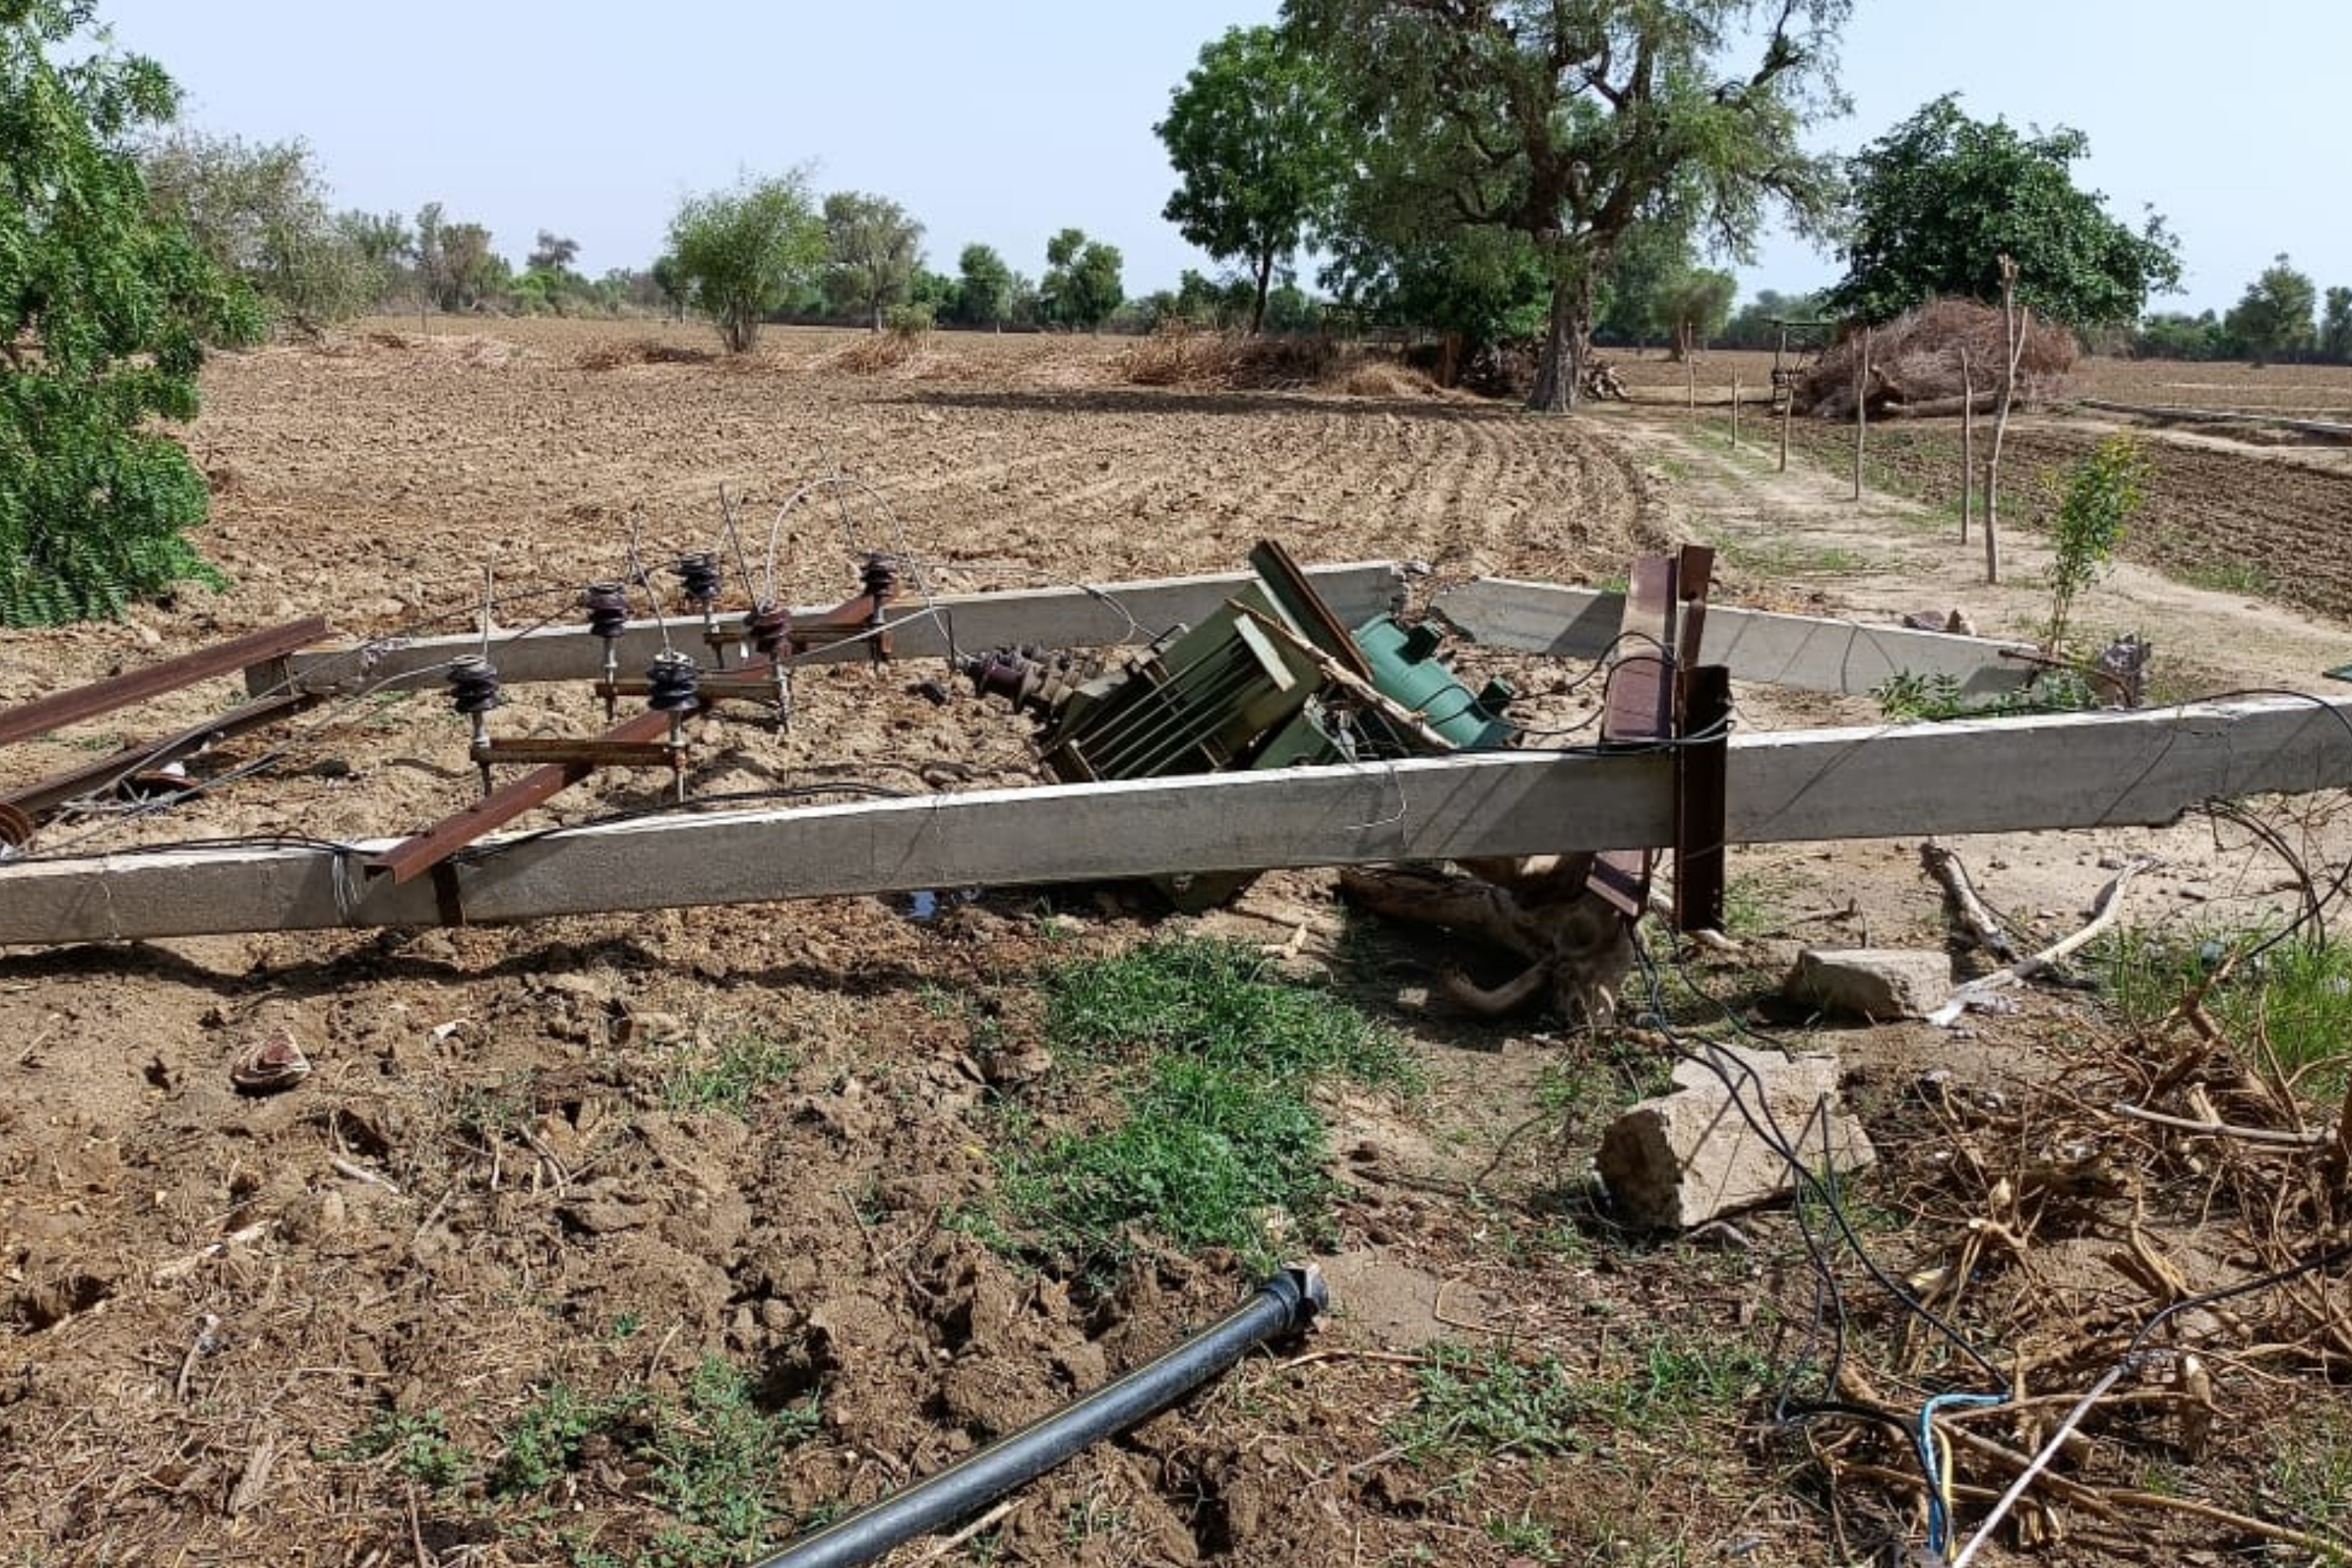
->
[1784, 947, 1952, 1021]
[1599, 1045, 1876, 1231]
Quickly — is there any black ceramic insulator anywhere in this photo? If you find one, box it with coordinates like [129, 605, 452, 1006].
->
[444, 655, 504, 715]
[674, 552, 723, 606]
[745, 601, 790, 657]
[861, 554, 898, 605]
[583, 581, 630, 639]
[645, 654, 702, 712]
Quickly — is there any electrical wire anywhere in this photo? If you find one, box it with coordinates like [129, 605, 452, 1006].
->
[1945, 1239, 2352, 1568]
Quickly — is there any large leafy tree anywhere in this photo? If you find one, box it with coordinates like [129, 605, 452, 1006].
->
[1157, 24, 1348, 333]
[413, 201, 505, 312]
[2, 0, 262, 626]
[1593, 214, 1697, 348]
[956, 243, 1014, 330]
[2322, 287, 2352, 366]
[1288, 0, 1849, 411]
[1825, 95, 2182, 329]
[666, 172, 826, 353]
[141, 128, 381, 332]
[1041, 228, 1123, 331]
[822, 191, 924, 330]
[2223, 254, 2317, 367]
[1652, 265, 1737, 359]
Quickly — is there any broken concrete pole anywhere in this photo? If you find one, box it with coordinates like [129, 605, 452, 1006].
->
[1598, 1043, 1876, 1231]
[1784, 947, 1952, 1021]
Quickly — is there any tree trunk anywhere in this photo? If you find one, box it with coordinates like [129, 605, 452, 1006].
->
[1250, 252, 1273, 336]
[1529, 272, 1591, 414]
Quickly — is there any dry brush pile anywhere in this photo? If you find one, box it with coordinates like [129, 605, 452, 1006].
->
[1797, 299, 2079, 421]
[1797, 929, 2352, 1561]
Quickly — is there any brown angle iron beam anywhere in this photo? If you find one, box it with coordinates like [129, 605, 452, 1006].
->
[1, 690, 320, 822]
[366, 705, 688, 887]
[0, 617, 331, 749]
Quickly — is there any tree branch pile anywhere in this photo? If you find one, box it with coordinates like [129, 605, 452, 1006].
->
[1795, 298, 2078, 420]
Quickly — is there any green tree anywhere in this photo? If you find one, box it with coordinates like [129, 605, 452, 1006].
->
[666, 171, 826, 353]
[2, 0, 264, 626]
[2132, 310, 2225, 361]
[140, 128, 381, 332]
[412, 203, 505, 312]
[1720, 287, 1828, 350]
[1157, 24, 1347, 333]
[1042, 228, 1123, 331]
[1321, 207, 1550, 353]
[1653, 266, 1737, 359]
[336, 208, 413, 290]
[525, 229, 579, 276]
[2322, 287, 2352, 365]
[1289, 0, 1848, 411]
[955, 243, 1014, 329]
[1594, 216, 1696, 350]
[1825, 95, 2182, 329]
[2223, 254, 2317, 367]
[822, 191, 924, 330]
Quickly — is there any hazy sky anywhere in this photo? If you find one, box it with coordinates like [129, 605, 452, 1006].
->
[87, 2, 2347, 316]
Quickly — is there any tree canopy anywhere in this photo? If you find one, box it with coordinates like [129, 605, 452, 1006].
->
[1042, 228, 1124, 331]
[1156, 24, 1347, 333]
[1824, 94, 2182, 329]
[666, 171, 826, 353]
[1287, 0, 1850, 410]
[140, 128, 381, 332]
[2223, 253, 2316, 366]
[955, 243, 1015, 329]
[2, 0, 263, 626]
[822, 191, 924, 330]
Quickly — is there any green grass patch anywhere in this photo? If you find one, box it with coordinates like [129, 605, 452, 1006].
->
[982, 937, 1415, 1279]
[1392, 1334, 1769, 1464]
[2174, 557, 2278, 597]
[1043, 935, 1415, 1085]
[2104, 926, 2352, 1101]
[1871, 667, 2097, 723]
[2268, 1410, 2352, 1561]
[661, 1032, 798, 1116]
[333, 1408, 471, 1489]
[493, 1356, 820, 1566]
[1717, 537, 1872, 579]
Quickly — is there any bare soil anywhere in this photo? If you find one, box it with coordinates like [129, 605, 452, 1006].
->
[3, 318, 2350, 1568]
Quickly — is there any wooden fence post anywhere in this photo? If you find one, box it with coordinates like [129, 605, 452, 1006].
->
[1852, 326, 1871, 502]
[1959, 344, 1976, 543]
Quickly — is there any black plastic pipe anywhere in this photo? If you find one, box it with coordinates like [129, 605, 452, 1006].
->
[752, 1265, 1328, 1568]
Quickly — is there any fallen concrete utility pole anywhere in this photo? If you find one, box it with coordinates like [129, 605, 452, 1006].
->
[4, 695, 2347, 946]
[265, 564, 1408, 694]
[1432, 577, 2034, 700]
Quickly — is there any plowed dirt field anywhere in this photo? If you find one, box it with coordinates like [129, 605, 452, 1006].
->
[3, 319, 2349, 1568]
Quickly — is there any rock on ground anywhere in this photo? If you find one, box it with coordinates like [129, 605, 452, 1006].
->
[1598, 1042, 1876, 1231]
[1784, 947, 1953, 1022]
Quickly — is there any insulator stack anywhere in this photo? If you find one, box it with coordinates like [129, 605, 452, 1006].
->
[861, 554, 898, 609]
[645, 653, 702, 712]
[583, 581, 631, 639]
[745, 602, 791, 659]
[960, 646, 1090, 721]
[674, 552, 723, 608]
[444, 655, 504, 715]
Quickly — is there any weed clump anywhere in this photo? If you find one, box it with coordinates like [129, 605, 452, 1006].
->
[982, 937, 1413, 1277]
